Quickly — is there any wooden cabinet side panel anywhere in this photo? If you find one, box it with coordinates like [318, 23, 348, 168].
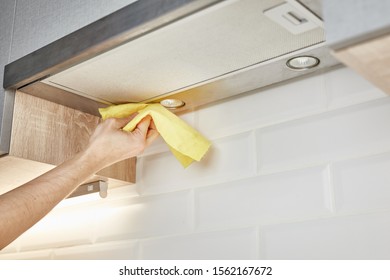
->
[333, 33, 390, 95]
[98, 157, 136, 183]
[10, 91, 97, 164]
[0, 156, 54, 195]
[10, 91, 135, 183]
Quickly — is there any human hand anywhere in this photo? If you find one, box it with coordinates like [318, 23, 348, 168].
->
[86, 114, 159, 168]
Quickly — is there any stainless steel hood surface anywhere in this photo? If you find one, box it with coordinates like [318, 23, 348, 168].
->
[42, 0, 324, 104]
[2, 0, 339, 155]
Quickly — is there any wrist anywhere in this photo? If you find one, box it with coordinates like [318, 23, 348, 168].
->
[76, 145, 109, 174]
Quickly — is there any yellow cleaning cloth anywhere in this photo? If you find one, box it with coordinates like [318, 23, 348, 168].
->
[99, 103, 211, 168]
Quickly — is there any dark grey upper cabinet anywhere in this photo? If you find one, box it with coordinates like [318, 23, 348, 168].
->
[323, 0, 390, 49]
[0, 0, 17, 156]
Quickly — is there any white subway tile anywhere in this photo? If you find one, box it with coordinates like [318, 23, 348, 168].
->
[261, 211, 390, 259]
[94, 191, 193, 242]
[196, 165, 332, 231]
[256, 98, 390, 173]
[0, 249, 53, 260]
[325, 67, 386, 109]
[53, 240, 139, 260]
[333, 153, 390, 214]
[197, 74, 326, 139]
[140, 228, 258, 259]
[17, 205, 95, 251]
[137, 132, 256, 195]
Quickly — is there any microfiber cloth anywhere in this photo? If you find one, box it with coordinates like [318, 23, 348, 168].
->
[99, 103, 211, 168]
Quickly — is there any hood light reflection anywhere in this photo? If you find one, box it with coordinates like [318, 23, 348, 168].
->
[160, 99, 185, 109]
[286, 56, 320, 70]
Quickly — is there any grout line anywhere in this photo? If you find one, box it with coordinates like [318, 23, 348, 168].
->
[0, 247, 53, 259]
[138, 94, 390, 160]
[179, 208, 390, 240]
[7, 206, 390, 258]
[250, 130, 259, 175]
[255, 226, 261, 260]
[52, 149, 390, 212]
[135, 225, 260, 243]
[189, 188, 196, 233]
[138, 94, 390, 174]
[257, 149, 390, 178]
[321, 164, 333, 213]
[326, 163, 337, 214]
[204, 95, 390, 142]
[89, 148, 390, 201]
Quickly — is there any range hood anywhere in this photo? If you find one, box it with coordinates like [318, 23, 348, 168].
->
[3, 0, 339, 120]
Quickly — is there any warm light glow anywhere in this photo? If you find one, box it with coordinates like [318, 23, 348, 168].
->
[160, 99, 185, 109]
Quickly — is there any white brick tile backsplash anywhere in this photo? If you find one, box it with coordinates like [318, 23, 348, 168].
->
[197, 74, 327, 139]
[195, 165, 332, 231]
[256, 98, 390, 173]
[53, 240, 139, 260]
[140, 228, 258, 259]
[5, 66, 390, 260]
[136, 132, 256, 195]
[0, 249, 53, 260]
[324, 67, 386, 109]
[17, 205, 95, 251]
[333, 153, 390, 214]
[94, 191, 193, 242]
[260, 211, 390, 259]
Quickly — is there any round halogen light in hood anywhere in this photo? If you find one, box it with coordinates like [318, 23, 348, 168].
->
[160, 99, 185, 109]
[286, 56, 320, 70]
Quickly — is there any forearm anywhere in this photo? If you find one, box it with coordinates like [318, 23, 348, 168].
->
[0, 115, 158, 250]
[0, 148, 104, 250]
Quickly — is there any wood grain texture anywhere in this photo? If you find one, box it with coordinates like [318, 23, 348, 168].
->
[10, 90, 98, 164]
[9, 91, 135, 183]
[97, 157, 137, 183]
[0, 156, 54, 195]
[333, 33, 390, 95]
